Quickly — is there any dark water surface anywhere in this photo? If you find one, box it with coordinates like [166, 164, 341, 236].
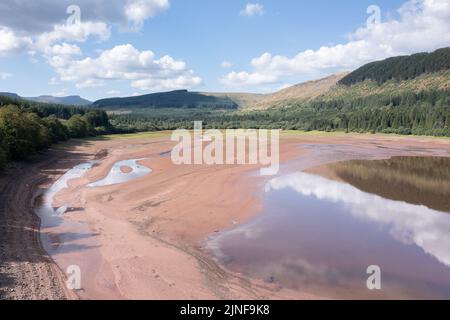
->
[206, 156, 450, 299]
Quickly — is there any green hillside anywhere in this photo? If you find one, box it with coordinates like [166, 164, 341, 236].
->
[326, 70, 450, 100]
[339, 47, 450, 86]
[92, 89, 239, 109]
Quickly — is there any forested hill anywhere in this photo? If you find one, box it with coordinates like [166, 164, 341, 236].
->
[339, 47, 450, 86]
[92, 90, 239, 109]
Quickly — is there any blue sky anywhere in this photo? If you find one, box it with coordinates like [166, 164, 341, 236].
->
[0, 0, 449, 101]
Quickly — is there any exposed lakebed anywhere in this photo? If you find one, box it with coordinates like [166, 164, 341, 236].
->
[206, 156, 450, 299]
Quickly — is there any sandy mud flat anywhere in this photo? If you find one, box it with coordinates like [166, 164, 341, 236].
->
[2, 133, 450, 299]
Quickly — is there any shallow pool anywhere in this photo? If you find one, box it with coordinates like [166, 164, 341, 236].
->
[88, 159, 151, 187]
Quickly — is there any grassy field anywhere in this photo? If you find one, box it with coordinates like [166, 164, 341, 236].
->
[79, 129, 450, 141]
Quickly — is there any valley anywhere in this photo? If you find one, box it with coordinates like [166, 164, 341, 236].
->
[0, 24, 449, 303]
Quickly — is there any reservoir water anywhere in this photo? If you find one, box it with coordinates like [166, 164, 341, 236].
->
[206, 157, 450, 299]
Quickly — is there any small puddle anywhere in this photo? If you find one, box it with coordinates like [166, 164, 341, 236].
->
[88, 159, 151, 187]
[36, 162, 96, 223]
[206, 158, 450, 299]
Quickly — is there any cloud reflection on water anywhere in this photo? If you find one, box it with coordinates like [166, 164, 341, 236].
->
[267, 172, 450, 268]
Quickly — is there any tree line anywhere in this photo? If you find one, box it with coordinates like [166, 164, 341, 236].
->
[0, 95, 111, 169]
[110, 88, 450, 137]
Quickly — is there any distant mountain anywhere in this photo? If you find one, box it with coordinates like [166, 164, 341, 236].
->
[90, 74, 349, 111]
[339, 47, 450, 86]
[0, 92, 21, 100]
[0, 92, 91, 106]
[200, 92, 265, 109]
[92, 89, 239, 109]
[195, 74, 349, 110]
[27, 95, 91, 106]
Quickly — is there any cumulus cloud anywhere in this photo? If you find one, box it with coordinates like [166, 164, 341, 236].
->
[221, 71, 277, 87]
[125, 0, 170, 29]
[0, 0, 170, 34]
[0, 1, 167, 58]
[224, 0, 450, 87]
[0, 0, 191, 93]
[0, 27, 32, 56]
[32, 22, 110, 78]
[36, 22, 111, 54]
[240, 3, 265, 17]
[51, 44, 202, 91]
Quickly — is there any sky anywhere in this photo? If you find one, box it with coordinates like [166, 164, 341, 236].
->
[0, 0, 449, 101]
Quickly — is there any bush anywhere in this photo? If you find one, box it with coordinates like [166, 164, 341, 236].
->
[65, 114, 88, 138]
[42, 115, 69, 143]
[0, 105, 47, 159]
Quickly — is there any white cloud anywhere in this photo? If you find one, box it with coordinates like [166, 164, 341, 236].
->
[125, 0, 170, 29]
[224, 0, 450, 87]
[0, 1, 187, 94]
[221, 71, 277, 87]
[36, 22, 110, 54]
[0, 1, 170, 34]
[0, 27, 32, 56]
[0, 1, 168, 58]
[240, 3, 265, 17]
[51, 44, 202, 91]
[0, 72, 13, 80]
[49, 43, 82, 56]
[106, 90, 121, 95]
[221, 60, 233, 68]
